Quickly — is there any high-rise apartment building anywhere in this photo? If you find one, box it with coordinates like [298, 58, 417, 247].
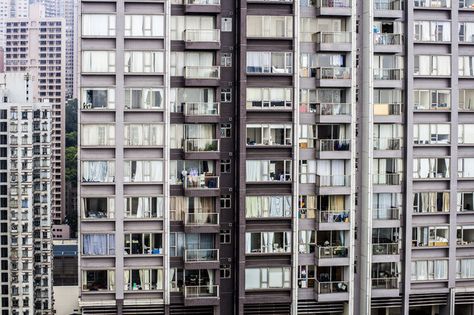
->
[78, 0, 474, 314]
[0, 0, 28, 49]
[5, 3, 66, 225]
[0, 73, 53, 315]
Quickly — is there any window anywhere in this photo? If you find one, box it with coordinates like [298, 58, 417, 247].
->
[82, 197, 115, 219]
[124, 124, 164, 146]
[221, 195, 231, 209]
[125, 15, 164, 37]
[246, 196, 292, 218]
[82, 234, 115, 256]
[247, 88, 292, 110]
[246, 16, 293, 38]
[125, 88, 163, 110]
[411, 260, 448, 281]
[220, 229, 231, 244]
[413, 192, 450, 213]
[245, 267, 291, 290]
[82, 14, 115, 36]
[414, 21, 451, 42]
[124, 269, 163, 290]
[459, 124, 474, 144]
[222, 18, 232, 32]
[124, 160, 163, 182]
[458, 158, 474, 178]
[81, 88, 115, 110]
[460, 89, 474, 111]
[414, 55, 451, 76]
[247, 52, 293, 74]
[298, 230, 316, 253]
[413, 158, 450, 179]
[220, 123, 232, 138]
[220, 264, 231, 279]
[413, 124, 450, 145]
[81, 161, 115, 183]
[460, 56, 474, 76]
[221, 53, 232, 67]
[246, 124, 292, 146]
[82, 270, 115, 291]
[170, 52, 215, 77]
[124, 197, 164, 219]
[458, 192, 474, 212]
[413, 89, 450, 110]
[412, 226, 449, 247]
[124, 51, 164, 73]
[457, 226, 474, 246]
[299, 195, 317, 219]
[221, 88, 232, 103]
[246, 160, 292, 182]
[124, 233, 163, 255]
[245, 231, 291, 253]
[171, 16, 215, 40]
[81, 124, 115, 146]
[82, 51, 115, 73]
[171, 88, 215, 113]
[221, 159, 231, 173]
[459, 22, 474, 43]
[169, 232, 185, 257]
[298, 265, 316, 288]
[456, 259, 474, 279]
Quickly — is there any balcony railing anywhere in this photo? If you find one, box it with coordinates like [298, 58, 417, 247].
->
[184, 285, 219, 298]
[184, 66, 220, 79]
[372, 207, 400, 220]
[374, 103, 402, 115]
[183, 175, 219, 189]
[185, 212, 219, 225]
[315, 31, 351, 44]
[315, 0, 351, 8]
[316, 175, 350, 187]
[374, 33, 403, 45]
[372, 277, 399, 289]
[315, 280, 349, 294]
[374, 0, 402, 10]
[372, 243, 399, 255]
[316, 67, 351, 80]
[184, 249, 219, 262]
[415, 0, 450, 9]
[317, 139, 350, 151]
[184, 139, 219, 152]
[317, 210, 350, 223]
[373, 138, 402, 150]
[373, 68, 403, 80]
[184, 29, 220, 42]
[316, 245, 349, 258]
[184, 0, 220, 4]
[373, 173, 402, 185]
[183, 102, 219, 116]
[315, 103, 351, 115]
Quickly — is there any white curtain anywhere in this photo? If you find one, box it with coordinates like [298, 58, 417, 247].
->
[83, 234, 112, 255]
[434, 260, 448, 279]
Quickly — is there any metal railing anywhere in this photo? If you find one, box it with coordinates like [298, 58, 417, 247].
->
[183, 175, 219, 189]
[184, 29, 220, 42]
[372, 277, 399, 289]
[373, 207, 400, 220]
[316, 67, 351, 80]
[372, 243, 399, 255]
[316, 245, 349, 258]
[373, 103, 402, 115]
[185, 213, 219, 225]
[315, 0, 351, 8]
[317, 210, 350, 223]
[317, 139, 350, 151]
[315, 280, 349, 294]
[183, 139, 219, 152]
[373, 173, 402, 185]
[374, 33, 403, 45]
[184, 285, 219, 298]
[374, 0, 402, 10]
[316, 175, 350, 187]
[415, 0, 449, 8]
[184, 66, 220, 79]
[184, 0, 220, 4]
[315, 32, 351, 44]
[183, 102, 219, 116]
[315, 103, 351, 115]
[373, 138, 402, 150]
[373, 68, 403, 80]
[184, 249, 219, 262]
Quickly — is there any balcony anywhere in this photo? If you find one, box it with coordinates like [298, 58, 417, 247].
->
[183, 102, 219, 122]
[373, 69, 403, 88]
[315, 0, 351, 16]
[184, 138, 219, 152]
[183, 175, 219, 197]
[316, 139, 351, 159]
[184, 66, 220, 86]
[372, 243, 399, 255]
[316, 175, 350, 187]
[414, 0, 450, 9]
[184, 285, 219, 305]
[373, 138, 402, 150]
[316, 210, 350, 230]
[374, 34, 403, 53]
[184, 249, 219, 263]
[314, 280, 349, 301]
[184, 29, 220, 50]
[314, 32, 351, 51]
[184, 0, 220, 13]
[374, 103, 402, 117]
[315, 245, 349, 266]
[372, 277, 399, 290]
[374, 0, 403, 18]
[373, 207, 400, 221]
[184, 212, 220, 233]
[373, 173, 402, 185]
[316, 67, 351, 87]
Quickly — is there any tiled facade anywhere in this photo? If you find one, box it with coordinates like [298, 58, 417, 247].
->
[78, 0, 474, 314]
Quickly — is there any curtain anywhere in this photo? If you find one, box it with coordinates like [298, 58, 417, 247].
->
[268, 268, 283, 288]
[434, 261, 448, 279]
[208, 270, 215, 293]
[124, 270, 130, 290]
[83, 234, 110, 255]
[246, 197, 259, 218]
[417, 261, 428, 280]
[269, 196, 283, 217]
